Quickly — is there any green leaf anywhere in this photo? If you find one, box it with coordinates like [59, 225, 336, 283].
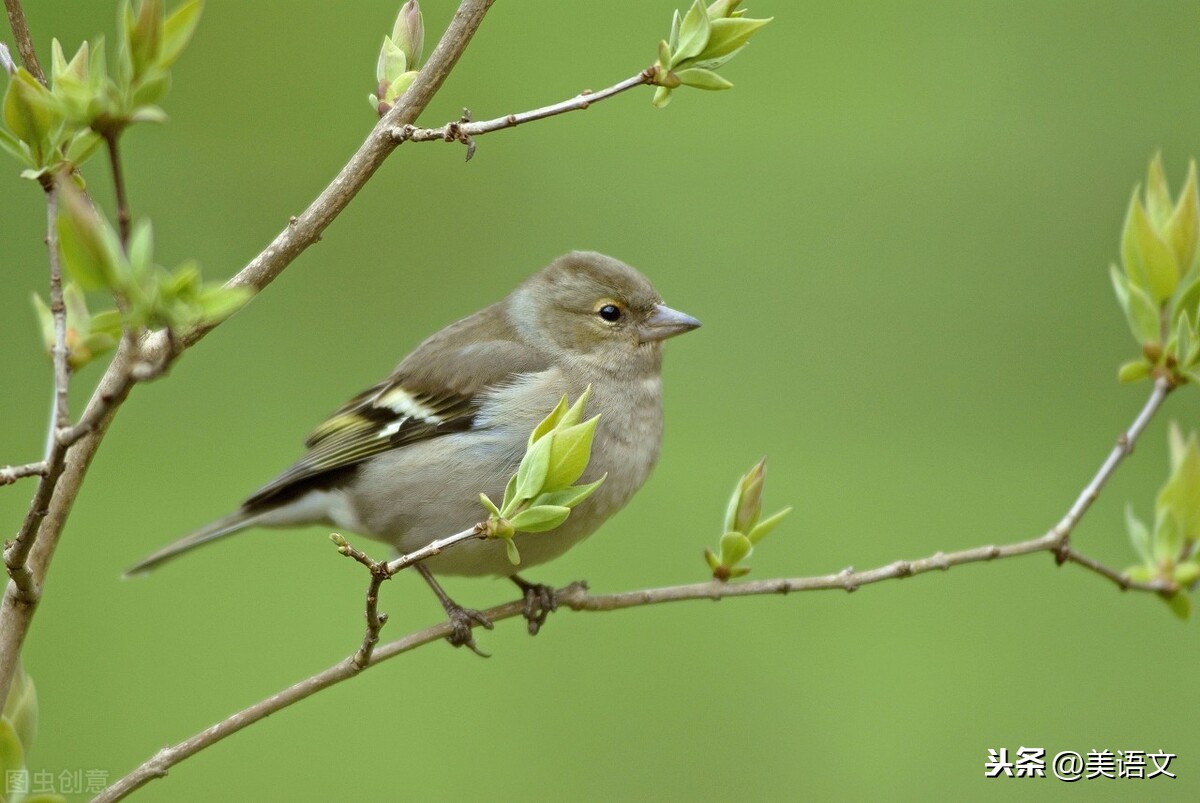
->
[675, 67, 734, 90]
[1126, 503, 1153, 565]
[4, 69, 57, 163]
[1125, 194, 1179, 303]
[1164, 160, 1200, 278]
[543, 415, 600, 491]
[1153, 508, 1183, 565]
[718, 531, 753, 567]
[528, 394, 568, 447]
[129, 104, 168, 123]
[531, 475, 606, 510]
[673, 0, 711, 66]
[1117, 360, 1151, 383]
[57, 183, 125, 291]
[131, 70, 171, 107]
[128, 0, 164, 80]
[514, 431, 553, 503]
[1174, 561, 1200, 586]
[1168, 420, 1187, 472]
[701, 16, 771, 61]
[747, 506, 793, 544]
[1157, 425, 1200, 544]
[504, 538, 521, 565]
[0, 126, 31, 164]
[1109, 264, 1161, 346]
[500, 473, 518, 513]
[128, 219, 154, 275]
[1174, 273, 1200, 328]
[652, 85, 673, 108]
[657, 38, 672, 69]
[30, 293, 55, 355]
[704, 547, 721, 571]
[160, 0, 204, 69]
[197, 284, 249, 324]
[479, 492, 501, 518]
[3, 666, 37, 756]
[1145, 154, 1172, 228]
[508, 504, 571, 533]
[668, 9, 682, 51]
[1163, 591, 1190, 620]
[64, 129, 102, 166]
[1126, 564, 1157, 583]
[560, 384, 593, 427]
[0, 718, 26, 790]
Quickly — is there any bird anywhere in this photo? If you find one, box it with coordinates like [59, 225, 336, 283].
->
[127, 251, 700, 652]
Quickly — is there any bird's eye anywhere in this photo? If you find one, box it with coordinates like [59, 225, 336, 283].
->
[598, 304, 622, 322]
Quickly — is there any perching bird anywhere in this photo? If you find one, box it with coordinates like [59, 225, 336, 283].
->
[127, 251, 700, 651]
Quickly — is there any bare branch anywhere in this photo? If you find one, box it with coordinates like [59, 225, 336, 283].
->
[391, 68, 657, 157]
[3, 0, 45, 84]
[0, 462, 46, 486]
[103, 133, 132, 247]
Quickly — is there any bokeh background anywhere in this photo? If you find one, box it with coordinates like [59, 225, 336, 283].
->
[3, 1, 1200, 800]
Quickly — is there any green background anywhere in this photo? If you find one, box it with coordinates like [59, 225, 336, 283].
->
[3, 1, 1200, 800]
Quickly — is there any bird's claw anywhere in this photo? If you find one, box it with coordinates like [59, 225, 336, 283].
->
[515, 579, 558, 636]
[444, 603, 494, 657]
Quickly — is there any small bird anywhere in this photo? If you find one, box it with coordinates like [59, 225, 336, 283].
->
[127, 251, 700, 651]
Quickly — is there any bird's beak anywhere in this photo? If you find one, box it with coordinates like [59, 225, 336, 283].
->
[638, 303, 702, 343]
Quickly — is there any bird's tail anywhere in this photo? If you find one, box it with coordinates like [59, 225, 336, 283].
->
[124, 509, 263, 577]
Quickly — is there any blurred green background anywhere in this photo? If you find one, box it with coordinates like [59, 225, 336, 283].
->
[3, 1, 1200, 800]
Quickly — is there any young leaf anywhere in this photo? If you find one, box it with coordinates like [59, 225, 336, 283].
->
[560, 384, 593, 428]
[676, 68, 734, 90]
[1127, 195, 1179, 303]
[747, 506, 793, 544]
[160, 0, 204, 69]
[528, 394, 568, 447]
[1126, 503, 1153, 566]
[718, 531, 753, 567]
[1163, 591, 1190, 621]
[1163, 160, 1199, 276]
[514, 431, 553, 503]
[508, 504, 571, 533]
[543, 415, 600, 491]
[532, 475, 606, 510]
[505, 538, 521, 565]
[673, 0, 712, 65]
[1117, 360, 1151, 383]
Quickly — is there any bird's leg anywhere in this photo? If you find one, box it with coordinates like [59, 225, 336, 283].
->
[416, 564, 493, 657]
[510, 574, 558, 636]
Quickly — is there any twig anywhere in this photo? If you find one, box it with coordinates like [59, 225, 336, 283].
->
[103, 133, 132, 247]
[0, 462, 46, 486]
[98, 381, 1176, 800]
[333, 525, 487, 667]
[391, 68, 656, 158]
[2, 0, 44, 83]
[3, 186, 69, 607]
[0, 0, 498, 708]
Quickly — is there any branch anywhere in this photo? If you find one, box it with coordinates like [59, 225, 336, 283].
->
[2, 0, 44, 83]
[0, 0, 497, 711]
[103, 133, 132, 247]
[0, 462, 46, 486]
[391, 68, 657, 158]
[3, 185, 69, 606]
[98, 380, 1175, 800]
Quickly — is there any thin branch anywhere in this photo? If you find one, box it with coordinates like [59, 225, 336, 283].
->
[0, 462, 46, 486]
[3, 186, 68, 608]
[104, 133, 132, 247]
[2, 0, 45, 83]
[391, 68, 656, 158]
[333, 525, 487, 666]
[99, 381, 1175, 800]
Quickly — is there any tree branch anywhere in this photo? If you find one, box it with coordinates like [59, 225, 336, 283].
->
[391, 68, 657, 158]
[103, 133, 132, 247]
[2, 0, 44, 84]
[0, 462, 46, 486]
[0, 0, 498, 711]
[97, 380, 1175, 800]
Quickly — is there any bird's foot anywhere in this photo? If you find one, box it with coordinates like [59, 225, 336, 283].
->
[444, 602, 494, 657]
[511, 575, 558, 636]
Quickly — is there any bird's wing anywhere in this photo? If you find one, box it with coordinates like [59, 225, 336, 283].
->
[243, 303, 548, 508]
